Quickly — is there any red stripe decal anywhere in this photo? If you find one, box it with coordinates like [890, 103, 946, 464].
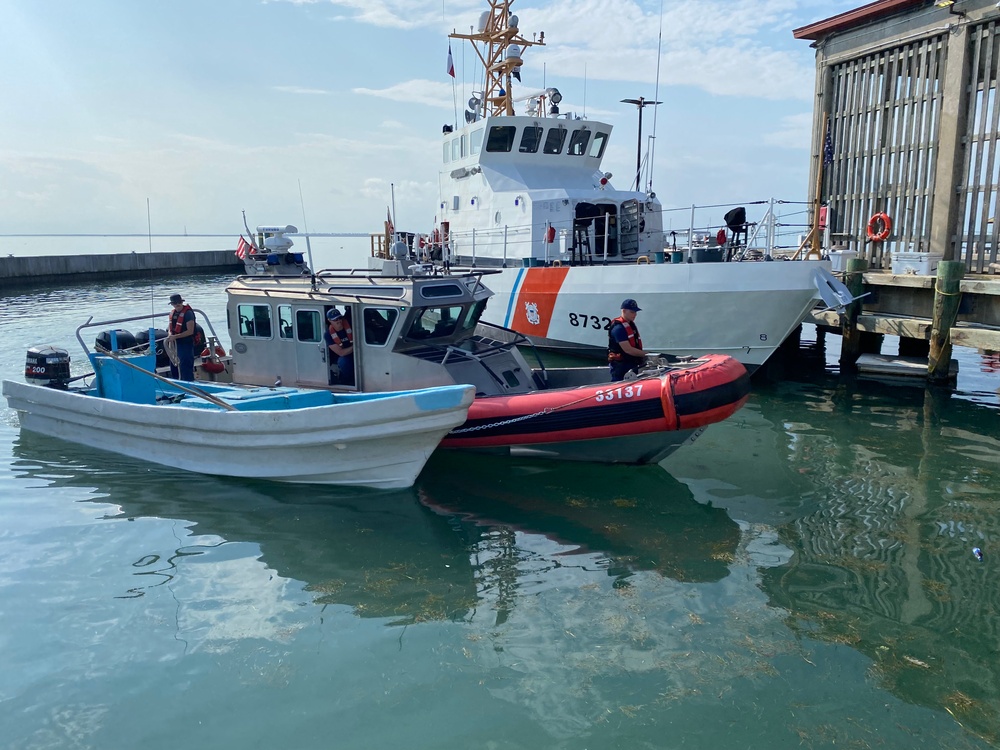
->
[509, 267, 571, 337]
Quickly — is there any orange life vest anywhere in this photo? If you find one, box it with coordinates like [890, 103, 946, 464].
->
[608, 316, 643, 366]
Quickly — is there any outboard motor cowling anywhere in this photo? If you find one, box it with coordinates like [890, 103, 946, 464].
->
[135, 328, 169, 367]
[95, 329, 137, 353]
[25, 346, 71, 389]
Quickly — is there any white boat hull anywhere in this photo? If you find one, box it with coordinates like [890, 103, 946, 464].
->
[2, 380, 474, 489]
[478, 260, 829, 370]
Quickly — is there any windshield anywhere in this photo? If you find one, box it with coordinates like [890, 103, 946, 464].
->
[401, 303, 483, 343]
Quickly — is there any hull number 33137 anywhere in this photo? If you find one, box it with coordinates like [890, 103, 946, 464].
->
[595, 384, 644, 402]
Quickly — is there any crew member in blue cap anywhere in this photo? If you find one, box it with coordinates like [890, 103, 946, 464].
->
[607, 298, 648, 381]
[324, 307, 355, 386]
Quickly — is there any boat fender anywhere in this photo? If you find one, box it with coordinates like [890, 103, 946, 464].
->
[866, 212, 891, 242]
[201, 360, 226, 374]
[657, 374, 678, 429]
[716, 228, 727, 246]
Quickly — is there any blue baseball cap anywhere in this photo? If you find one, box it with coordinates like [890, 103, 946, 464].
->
[326, 308, 343, 321]
[621, 298, 641, 312]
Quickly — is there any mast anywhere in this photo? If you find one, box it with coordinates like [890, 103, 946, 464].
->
[621, 97, 661, 192]
[450, 0, 545, 116]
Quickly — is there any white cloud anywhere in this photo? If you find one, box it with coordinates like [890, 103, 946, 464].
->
[272, 85, 332, 95]
[266, 0, 482, 29]
[763, 112, 813, 149]
[353, 79, 454, 108]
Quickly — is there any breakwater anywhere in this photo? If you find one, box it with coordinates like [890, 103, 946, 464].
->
[0, 251, 241, 289]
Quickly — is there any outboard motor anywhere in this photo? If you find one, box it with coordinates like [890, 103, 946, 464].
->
[135, 328, 170, 368]
[95, 329, 137, 353]
[25, 346, 71, 389]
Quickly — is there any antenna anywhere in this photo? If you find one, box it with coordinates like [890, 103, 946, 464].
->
[146, 198, 154, 321]
[297, 179, 315, 274]
[648, 0, 665, 192]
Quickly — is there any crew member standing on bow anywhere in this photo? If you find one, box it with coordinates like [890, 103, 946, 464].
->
[166, 293, 197, 381]
[324, 307, 355, 386]
[608, 298, 648, 382]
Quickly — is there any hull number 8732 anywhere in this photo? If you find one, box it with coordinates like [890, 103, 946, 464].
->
[568, 313, 612, 330]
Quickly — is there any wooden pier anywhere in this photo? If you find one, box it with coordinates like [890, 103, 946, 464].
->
[806, 259, 1000, 381]
[794, 1, 1000, 382]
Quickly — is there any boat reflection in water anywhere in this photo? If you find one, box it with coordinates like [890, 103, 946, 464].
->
[12, 431, 741, 624]
[418, 451, 741, 600]
[10, 432, 480, 626]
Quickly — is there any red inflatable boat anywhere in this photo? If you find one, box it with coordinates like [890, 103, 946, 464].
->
[441, 354, 749, 464]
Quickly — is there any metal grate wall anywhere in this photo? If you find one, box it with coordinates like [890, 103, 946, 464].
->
[825, 35, 945, 268]
[958, 21, 1000, 272]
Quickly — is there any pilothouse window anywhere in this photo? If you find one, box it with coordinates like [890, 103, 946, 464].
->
[568, 129, 591, 156]
[543, 128, 567, 154]
[296, 310, 322, 343]
[363, 308, 398, 347]
[420, 283, 464, 299]
[237, 303, 272, 339]
[470, 127, 484, 155]
[519, 127, 543, 153]
[403, 305, 474, 341]
[486, 126, 516, 153]
[590, 132, 609, 158]
[278, 305, 293, 339]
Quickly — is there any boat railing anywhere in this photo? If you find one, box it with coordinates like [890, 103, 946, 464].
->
[75, 309, 223, 357]
[474, 320, 549, 386]
[403, 198, 813, 262]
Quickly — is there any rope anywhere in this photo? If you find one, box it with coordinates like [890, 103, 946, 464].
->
[934, 285, 962, 296]
[163, 337, 179, 366]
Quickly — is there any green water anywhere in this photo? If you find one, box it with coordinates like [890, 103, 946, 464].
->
[0, 275, 998, 749]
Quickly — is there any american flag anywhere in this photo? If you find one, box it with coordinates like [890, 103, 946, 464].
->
[235, 236, 252, 260]
[447, 44, 455, 78]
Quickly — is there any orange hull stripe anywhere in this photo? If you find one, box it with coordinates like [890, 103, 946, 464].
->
[509, 267, 571, 337]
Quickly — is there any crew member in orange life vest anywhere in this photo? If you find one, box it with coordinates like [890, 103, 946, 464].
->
[166, 293, 196, 381]
[324, 307, 355, 386]
[608, 298, 648, 381]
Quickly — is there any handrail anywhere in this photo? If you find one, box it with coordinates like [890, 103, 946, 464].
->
[475, 320, 548, 384]
[75, 308, 221, 358]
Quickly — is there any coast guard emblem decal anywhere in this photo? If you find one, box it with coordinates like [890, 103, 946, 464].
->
[524, 301, 540, 325]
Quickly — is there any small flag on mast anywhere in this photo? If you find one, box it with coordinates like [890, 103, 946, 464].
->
[823, 120, 834, 166]
[235, 236, 252, 260]
[447, 44, 455, 78]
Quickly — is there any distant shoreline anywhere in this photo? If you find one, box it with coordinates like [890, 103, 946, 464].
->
[0, 250, 241, 289]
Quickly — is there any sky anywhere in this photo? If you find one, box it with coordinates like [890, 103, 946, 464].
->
[0, 0, 858, 254]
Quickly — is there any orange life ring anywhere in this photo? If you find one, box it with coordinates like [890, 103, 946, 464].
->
[866, 212, 891, 242]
